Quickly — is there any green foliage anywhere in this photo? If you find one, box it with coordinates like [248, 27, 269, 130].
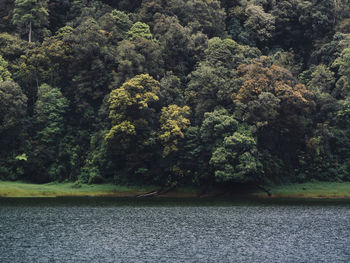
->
[99, 9, 132, 42]
[15, 153, 28, 161]
[0, 55, 12, 81]
[28, 84, 68, 182]
[34, 84, 68, 143]
[12, 0, 49, 42]
[244, 4, 275, 43]
[106, 74, 160, 143]
[197, 107, 262, 183]
[127, 22, 153, 40]
[210, 130, 262, 183]
[308, 65, 335, 94]
[113, 27, 163, 87]
[0, 81, 27, 133]
[2, 0, 350, 187]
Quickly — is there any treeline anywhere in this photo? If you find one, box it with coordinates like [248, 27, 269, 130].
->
[0, 0, 350, 187]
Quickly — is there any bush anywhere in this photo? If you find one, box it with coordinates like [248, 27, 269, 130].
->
[0, 166, 16, 181]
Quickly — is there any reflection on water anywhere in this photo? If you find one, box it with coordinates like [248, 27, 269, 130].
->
[0, 198, 349, 263]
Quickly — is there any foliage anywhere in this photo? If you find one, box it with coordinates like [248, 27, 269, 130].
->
[127, 22, 153, 40]
[159, 105, 190, 157]
[12, 0, 49, 42]
[106, 74, 160, 144]
[0, 81, 27, 133]
[1, 0, 350, 187]
[0, 55, 12, 81]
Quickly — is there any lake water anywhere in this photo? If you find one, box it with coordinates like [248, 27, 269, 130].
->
[0, 198, 349, 262]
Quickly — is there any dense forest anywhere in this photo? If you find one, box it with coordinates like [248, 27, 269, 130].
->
[0, 0, 350, 188]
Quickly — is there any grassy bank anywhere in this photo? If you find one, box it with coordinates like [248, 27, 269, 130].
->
[1, 181, 350, 198]
[0, 181, 159, 198]
[254, 182, 350, 199]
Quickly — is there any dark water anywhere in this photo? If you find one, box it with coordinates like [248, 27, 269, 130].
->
[0, 198, 349, 263]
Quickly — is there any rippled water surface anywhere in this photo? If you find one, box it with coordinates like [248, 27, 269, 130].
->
[0, 198, 349, 262]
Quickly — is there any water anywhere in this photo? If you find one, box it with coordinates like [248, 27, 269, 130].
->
[0, 198, 349, 262]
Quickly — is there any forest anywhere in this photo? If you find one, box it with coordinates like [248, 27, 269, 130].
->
[0, 0, 350, 189]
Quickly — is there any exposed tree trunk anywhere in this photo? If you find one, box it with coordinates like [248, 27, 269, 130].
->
[135, 185, 177, 198]
[254, 183, 272, 197]
[136, 191, 159, 198]
[28, 21, 32, 42]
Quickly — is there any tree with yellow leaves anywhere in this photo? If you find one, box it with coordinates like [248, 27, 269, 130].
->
[159, 105, 190, 157]
[106, 74, 160, 146]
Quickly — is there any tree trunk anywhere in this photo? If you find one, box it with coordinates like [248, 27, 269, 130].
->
[254, 183, 272, 197]
[28, 21, 32, 42]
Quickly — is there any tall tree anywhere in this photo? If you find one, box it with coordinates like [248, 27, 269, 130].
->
[29, 84, 68, 182]
[12, 0, 49, 42]
[106, 74, 162, 182]
[0, 81, 27, 158]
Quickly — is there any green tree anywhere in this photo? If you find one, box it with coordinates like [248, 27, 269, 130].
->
[0, 55, 12, 81]
[210, 129, 262, 183]
[244, 4, 275, 44]
[113, 33, 163, 87]
[106, 74, 162, 182]
[153, 14, 197, 77]
[34, 84, 68, 144]
[30, 84, 68, 182]
[98, 9, 133, 43]
[127, 22, 153, 40]
[0, 81, 27, 135]
[12, 0, 49, 42]
[0, 0, 15, 33]
[186, 38, 260, 119]
[0, 81, 27, 160]
[308, 65, 335, 94]
[332, 48, 350, 98]
[197, 107, 263, 183]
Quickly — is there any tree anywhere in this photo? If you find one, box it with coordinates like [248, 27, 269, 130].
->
[234, 57, 315, 120]
[12, 0, 49, 42]
[0, 80, 27, 134]
[127, 22, 153, 41]
[210, 129, 262, 183]
[0, 0, 15, 33]
[186, 38, 260, 119]
[98, 9, 133, 43]
[308, 65, 335, 94]
[106, 74, 162, 181]
[159, 105, 190, 157]
[159, 73, 184, 106]
[197, 107, 263, 183]
[153, 14, 197, 77]
[0, 81, 27, 158]
[244, 4, 275, 44]
[180, 0, 226, 38]
[34, 84, 68, 144]
[0, 55, 12, 82]
[158, 104, 191, 185]
[234, 56, 316, 178]
[332, 48, 350, 98]
[0, 33, 30, 75]
[106, 74, 160, 144]
[139, 0, 226, 38]
[30, 84, 68, 182]
[113, 32, 163, 87]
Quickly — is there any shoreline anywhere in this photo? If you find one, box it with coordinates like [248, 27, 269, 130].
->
[0, 181, 350, 199]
